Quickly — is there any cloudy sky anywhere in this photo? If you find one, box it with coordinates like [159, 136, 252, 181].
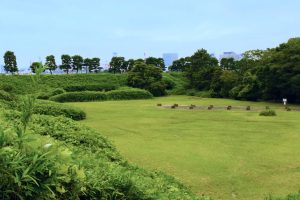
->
[0, 0, 299, 68]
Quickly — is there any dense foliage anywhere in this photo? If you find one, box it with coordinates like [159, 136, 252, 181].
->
[3, 51, 18, 74]
[49, 88, 153, 102]
[127, 62, 166, 96]
[0, 90, 201, 199]
[169, 38, 300, 103]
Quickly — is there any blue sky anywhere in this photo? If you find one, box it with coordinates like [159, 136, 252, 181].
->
[0, 0, 299, 69]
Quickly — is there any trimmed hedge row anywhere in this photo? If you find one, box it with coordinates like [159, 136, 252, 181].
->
[49, 89, 153, 102]
[63, 84, 118, 92]
[1, 99, 86, 120]
[34, 100, 86, 120]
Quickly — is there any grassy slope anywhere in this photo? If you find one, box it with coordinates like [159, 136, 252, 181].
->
[0, 73, 127, 94]
[68, 96, 300, 200]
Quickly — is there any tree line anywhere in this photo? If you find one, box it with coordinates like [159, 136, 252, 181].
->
[168, 37, 300, 103]
[2, 52, 166, 75]
[2, 52, 101, 74]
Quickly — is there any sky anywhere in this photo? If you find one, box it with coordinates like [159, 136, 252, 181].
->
[0, 0, 300, 69]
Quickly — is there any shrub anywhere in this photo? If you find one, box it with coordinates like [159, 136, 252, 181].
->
[107, 89, 153, 100]
[162, 76, 176, 90]
[259, 109, 277, 116]
[147, 81, 166, 97]
[50, 91, 108, 102]
[34, 100, 86, 120]
[50, 89, 152, 103]
[1, 99, 86, 120]
[63, 84, 118, 92]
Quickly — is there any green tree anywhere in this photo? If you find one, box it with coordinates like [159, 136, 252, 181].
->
[109, 57, 126, 73]
[126, 59, 135, 71]
[72, 55, 83, 73]
[60, 54, 72, 74]
[30, 62, 43, 73]
[3, 51, 18, 74]
[83, 58, 92, 74]
[45, 55, 57, 74]
[145, 57, 166, 71]
[186, 49, 218, 89]
[89, 57, 101, 73]
[127, 63, 166, 96]
[220, 58, 237, 71]
[169, 57, 191, 72]
[256, 38, 300, 102]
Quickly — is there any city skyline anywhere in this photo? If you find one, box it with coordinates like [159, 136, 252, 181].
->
[1, 0, 300, 68]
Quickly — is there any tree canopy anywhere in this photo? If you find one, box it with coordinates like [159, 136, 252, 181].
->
[3, 51, 18, 74]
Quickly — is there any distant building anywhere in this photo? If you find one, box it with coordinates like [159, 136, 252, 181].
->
[163, 53, 178, 69]
[219, 52, 242, 61]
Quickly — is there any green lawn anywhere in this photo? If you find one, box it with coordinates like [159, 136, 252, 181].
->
[67, 96, 300, 200]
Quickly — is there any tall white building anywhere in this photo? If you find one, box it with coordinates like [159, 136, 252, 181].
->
[219, 52, 242, 61]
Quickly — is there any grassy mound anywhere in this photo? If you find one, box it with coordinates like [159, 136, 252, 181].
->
[1, 109, 202, 199]
[0, 73, 127, 95]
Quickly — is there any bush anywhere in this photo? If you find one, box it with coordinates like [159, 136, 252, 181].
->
[147, 81, 166, 97]
[107, 89, 153, 100]
[259, 109, 277, 116]
[34, 100, 86, 120]
[50, 89, 152, 103]
[63, 84, 118, 92]
[1, 99, 86, 120]
[50, 91, 107, 102]
[162, 76, 176, 90]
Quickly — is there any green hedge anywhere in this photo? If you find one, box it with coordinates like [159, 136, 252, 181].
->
[1, 99, 86, 120]
[63, 84, 118, 92]
[106, 89, 153, 100]
[49, 89, 153, 103]
[34, 100, 86, 120]
[50, 91, 108, 102]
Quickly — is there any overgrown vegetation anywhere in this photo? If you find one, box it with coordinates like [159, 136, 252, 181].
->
[169, 38, 300, 103]
[0, 67, 201, 199]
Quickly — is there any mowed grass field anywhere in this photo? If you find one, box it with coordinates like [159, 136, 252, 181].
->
[67, 96, 300, 200]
